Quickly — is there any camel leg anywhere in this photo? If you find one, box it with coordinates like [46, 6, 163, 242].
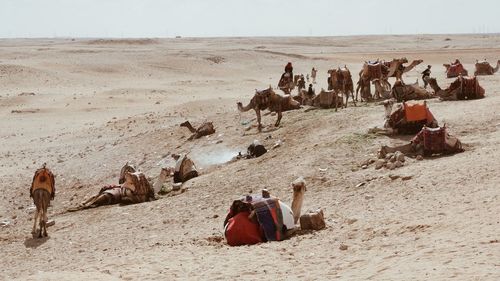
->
[351, 91, 357, 107]
[41, 207, 47, 237]
[32, 209, 38, 236]
[38, 210, 44, 238]
[344, 92, 348, 109]
[275, 110, 282, 127]
[255, 109, 262, 131]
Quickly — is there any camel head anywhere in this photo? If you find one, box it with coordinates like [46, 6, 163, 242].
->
[119, 162, 137, 184]
[382, 99, 394, 119]
[291, 177, 306, 224]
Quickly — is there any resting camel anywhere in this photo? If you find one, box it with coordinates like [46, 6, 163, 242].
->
[443, 60, 468, 78]
[30, 163, 55, 238]
[427, 76, 485, 101]
[474, 60, 500, 75]
[379, 126, 464, 158]
[70, 163, 155, 211]
[390, 80, 435, 102]
[223, 177, 307, 246]
[372, 79, 392, 100]
[328, 67, 356, 108]
[369, 100, 438, 136]
[180, 121, 215, 140]
[237, 86, 300, 131]
[311, 89, 343, 111]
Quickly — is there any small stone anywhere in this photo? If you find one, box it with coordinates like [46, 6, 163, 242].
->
[402, 176, 413, 181]
[395, 160, 403, 168]
[416, 155, 424, 161]
[387, 162, 396, 170]
[375, 159, 386, 170]
[339, 244, 348, 251]
[389, 174, 400, 180]
[355, 182, 366, 188]
[361, 165, 368, 169]
[385, 153, 394, 160]
[395, 151, 405, 162]
[213, 214, 219, 219]
[389, 155, 397, 163]
[364, 194, 374, 200]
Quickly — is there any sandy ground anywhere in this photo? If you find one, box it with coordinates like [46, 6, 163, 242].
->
[0, 35, 499, 280]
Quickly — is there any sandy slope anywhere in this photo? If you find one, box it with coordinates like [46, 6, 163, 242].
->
[0, 35, 499, 280]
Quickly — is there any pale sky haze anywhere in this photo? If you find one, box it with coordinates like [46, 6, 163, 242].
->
[0, 0, 498, 38]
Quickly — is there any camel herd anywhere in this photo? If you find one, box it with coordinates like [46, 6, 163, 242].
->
[30, 56, 496, 244]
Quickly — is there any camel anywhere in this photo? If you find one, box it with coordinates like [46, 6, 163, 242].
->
[474, 59, 500, 75]
[278, 72, 295, 95]
[372, 79, 392, 100]
[223, 177, 307, 246]
[378, 125, 464, 158]
[369, 100, 438, 136]
[427, 76, 485, 101]
[385, 58, 423, 81]
[328, 67, 356, 108]
[30, 163, 55, 238]
[311, 89, 343, 111]
[443, 61, 468, 78]
[390, 80, 435, 102]
[180, 120, 215, 140]
[70, 163, 155, 211]
[172, 154, 198, 183]
[237, 86, 300, 131]
[357, 60, 390, 101]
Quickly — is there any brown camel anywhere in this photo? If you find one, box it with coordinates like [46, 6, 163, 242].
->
[30, 163, 55, 238]
[180, 120, 215, 140]
[443, 61, 468, 78]
[369, 100, 438, 136]
[427, 76, 485, 101]
[356, 60, 390, 101]
[385, 58, 423, 81]
[70, 163, 155, 211]
[391, 80, 435, 102]
[311, 89, 343, 111]
[278, 73, 295, 95]
[328, 67, 356, 108]
[378, 126, 464, 158]
[372, 79, 392, 100]
[474, 59, 500, 76]
[237, 86, 300, 131]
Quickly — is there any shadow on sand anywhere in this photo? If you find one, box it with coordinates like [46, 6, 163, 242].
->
[24, 236, 49, 249]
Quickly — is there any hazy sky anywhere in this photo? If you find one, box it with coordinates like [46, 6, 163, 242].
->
[0, 0, 498, 38]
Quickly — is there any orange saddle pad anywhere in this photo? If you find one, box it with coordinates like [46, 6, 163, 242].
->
[404, 102, 428, 122]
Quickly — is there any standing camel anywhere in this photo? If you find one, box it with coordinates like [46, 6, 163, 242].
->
[328, 67, 356, 108]
[30, 163, 55, 238]
[237, 86, 300, 131]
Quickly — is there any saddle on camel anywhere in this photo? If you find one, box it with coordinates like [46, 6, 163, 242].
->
[172, 153, 199, 184]
[69, 163, 155, 211]
[445, 75, 485, 100]
[224, 178, 308, 246]
[371, 100, 438, 136]
[444, 60, 468, 78]
[30, 163, 55, 238]
[379, 125, 464, 158]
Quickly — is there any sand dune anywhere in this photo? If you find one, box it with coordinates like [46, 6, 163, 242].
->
[0, 35, 499, 280]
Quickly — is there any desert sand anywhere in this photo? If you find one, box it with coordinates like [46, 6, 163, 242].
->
[0, 35, 499, 280]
